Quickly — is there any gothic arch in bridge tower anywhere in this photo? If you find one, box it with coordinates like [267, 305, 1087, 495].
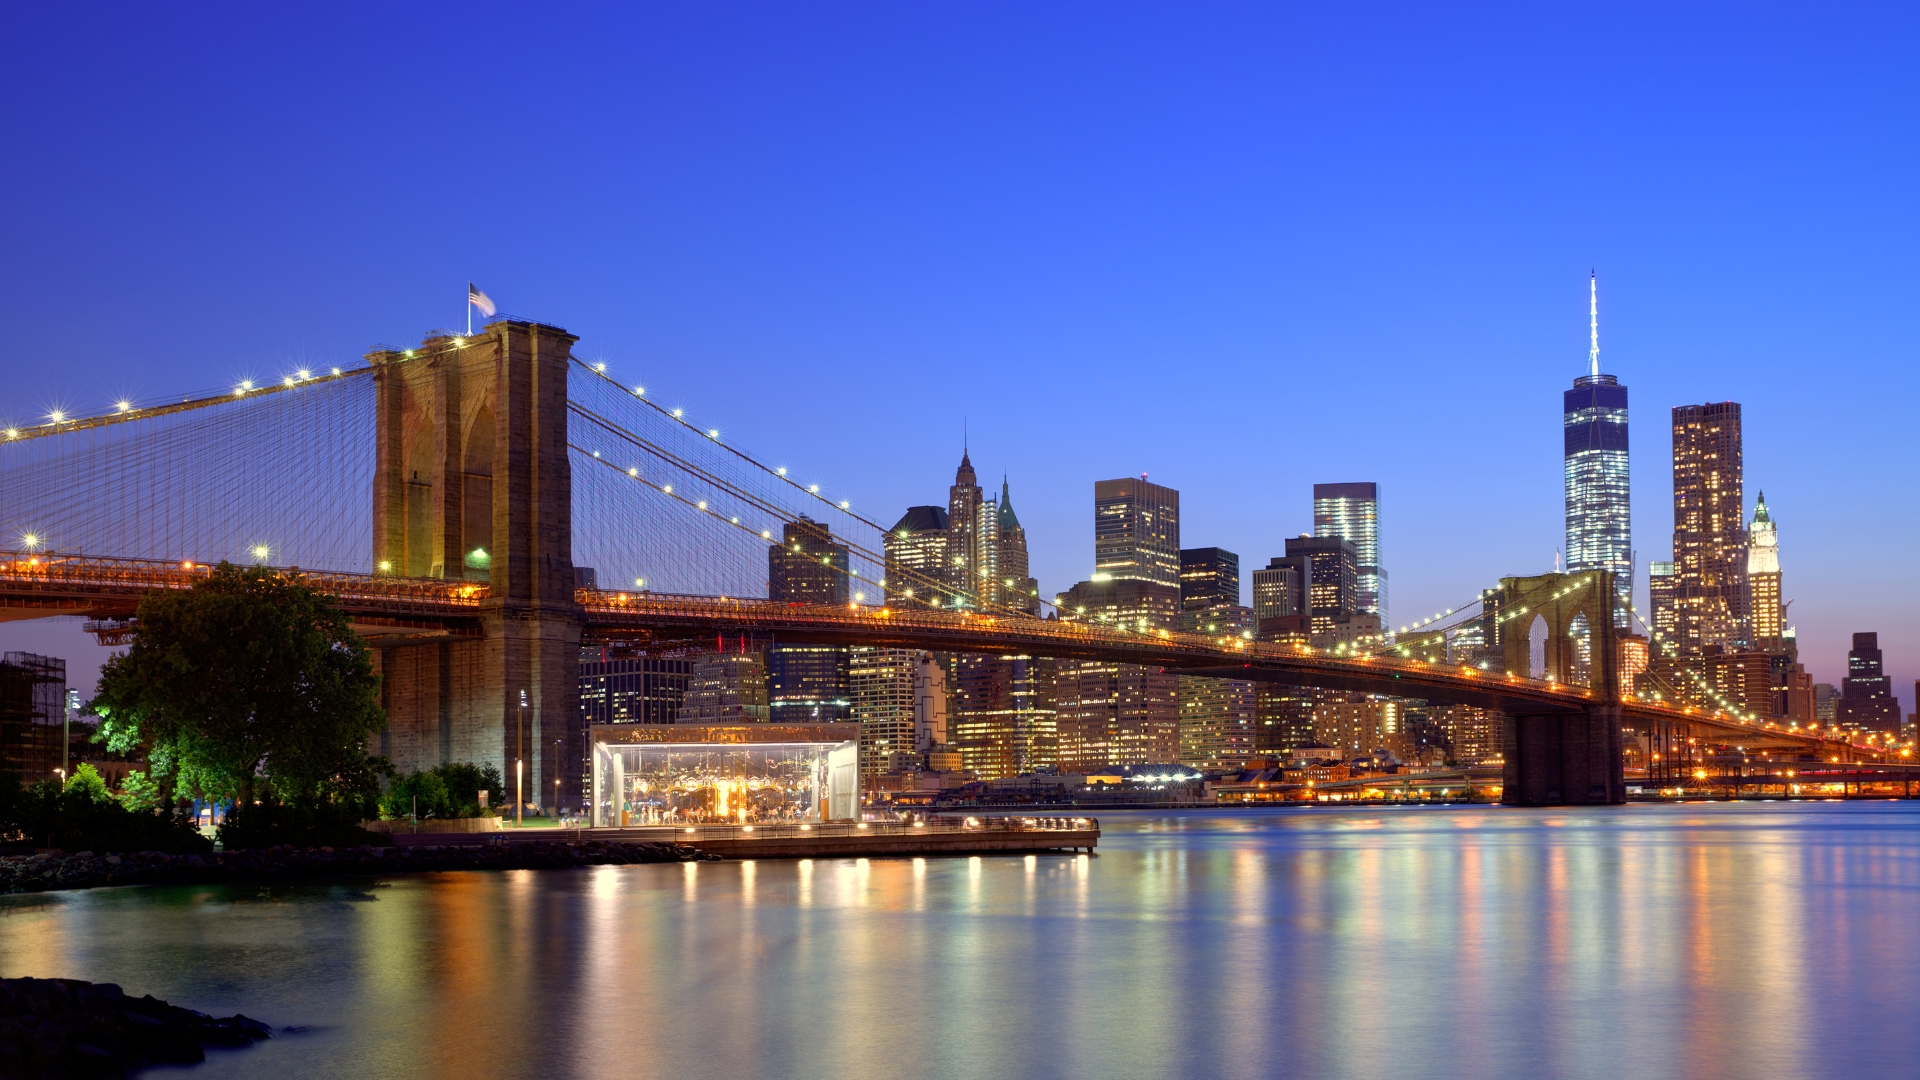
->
[462, 405, 494, 581]
[404, 416, 436, 578]
[1497, 571, 1617, 696]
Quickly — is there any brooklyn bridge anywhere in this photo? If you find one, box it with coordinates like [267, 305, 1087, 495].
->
[0, 319, 1880, 809]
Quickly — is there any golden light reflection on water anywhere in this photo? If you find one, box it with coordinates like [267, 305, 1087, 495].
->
[2, 805, 1920, 1079]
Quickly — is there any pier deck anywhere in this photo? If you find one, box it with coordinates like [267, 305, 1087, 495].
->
[390, 816, 1100, 858]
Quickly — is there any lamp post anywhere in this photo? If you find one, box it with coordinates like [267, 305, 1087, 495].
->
[517, 689, 527, 827]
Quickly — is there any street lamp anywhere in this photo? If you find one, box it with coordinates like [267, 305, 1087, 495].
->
[516, 689, 528, 826]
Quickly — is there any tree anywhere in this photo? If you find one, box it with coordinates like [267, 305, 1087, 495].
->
[90, 562, 389, 821]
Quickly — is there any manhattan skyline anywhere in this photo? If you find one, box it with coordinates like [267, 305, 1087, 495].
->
[0, 4, 1913, 707]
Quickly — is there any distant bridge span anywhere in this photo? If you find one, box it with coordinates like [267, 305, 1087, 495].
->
[0, 551, 1858, 763]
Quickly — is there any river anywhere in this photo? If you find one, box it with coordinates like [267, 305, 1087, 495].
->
[4, 802, 1917, 1079]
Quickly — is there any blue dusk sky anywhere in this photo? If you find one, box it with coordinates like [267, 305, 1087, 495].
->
[1, 3, 1915, 707]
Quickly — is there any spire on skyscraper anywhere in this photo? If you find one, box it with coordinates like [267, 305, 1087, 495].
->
[1589, 271, 1601, 378]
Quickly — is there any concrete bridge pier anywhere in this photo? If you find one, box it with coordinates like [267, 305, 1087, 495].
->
[1502, 705, 1625, 805]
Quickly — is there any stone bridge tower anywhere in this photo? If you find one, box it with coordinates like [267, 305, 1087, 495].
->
[368, 321, 583, 814]
[1497, 570, 1625, 806]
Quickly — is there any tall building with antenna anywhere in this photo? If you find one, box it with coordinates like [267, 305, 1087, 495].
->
[1564, 272, 1632, 622]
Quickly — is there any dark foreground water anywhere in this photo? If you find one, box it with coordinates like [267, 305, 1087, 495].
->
[5, 803, 1919, 1080]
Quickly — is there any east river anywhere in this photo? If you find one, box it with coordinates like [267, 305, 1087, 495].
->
[4, 803, 1919, 1079]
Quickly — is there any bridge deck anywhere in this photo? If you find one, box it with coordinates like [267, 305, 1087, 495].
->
[0, 551, 1874, 759]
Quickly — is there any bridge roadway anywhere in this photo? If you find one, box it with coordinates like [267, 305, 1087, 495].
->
[0, 550, 1868, 760]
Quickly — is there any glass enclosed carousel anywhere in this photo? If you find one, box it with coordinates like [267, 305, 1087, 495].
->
[589, 722, 861, 827]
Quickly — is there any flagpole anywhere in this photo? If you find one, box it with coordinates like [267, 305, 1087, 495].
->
[467, 284, 472, 336]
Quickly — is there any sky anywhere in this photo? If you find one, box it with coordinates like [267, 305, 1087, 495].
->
[1, 2, 1915, 708]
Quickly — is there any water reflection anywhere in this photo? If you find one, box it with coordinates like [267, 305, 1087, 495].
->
[2, 804, 1918, 1079]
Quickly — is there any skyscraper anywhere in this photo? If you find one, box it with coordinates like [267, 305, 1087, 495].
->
[849, 647, 919, 776]
[766, 644, 849, 723]
[1176, 547, 1255, 770]
[948, 450, 989, 608]
[768, 517, 850, 605]
[1837, 632, 1901, 733]
[1670, 402, 1746, 653]
[1648, 561, 1678, 645]
[994, 477, 1039, 614]
[884, 505, 949, 609]
[1313, 482, 1386, 625]
[1746, 493, 1784, 648]
[1284, 534, 1357, 636]
[1058, 476, 1182, 769]
[950, 653, 1056, 779]
[1564, 275, 1632, 622]
[1094, 477, 1181, 588]
[1251, 557, 1308, 622]
[767, 517, 851, 724]
[1179, 547, 1241, 614]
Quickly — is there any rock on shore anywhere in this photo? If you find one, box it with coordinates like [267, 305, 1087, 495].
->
[0, 977, 269, 1078]
[0, 840, 716, 895]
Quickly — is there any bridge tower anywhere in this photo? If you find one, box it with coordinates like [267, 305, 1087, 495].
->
[1497, 570, 1625, 806]
[368, 321, 584, 813]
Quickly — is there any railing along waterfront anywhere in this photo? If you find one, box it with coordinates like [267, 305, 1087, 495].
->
[582, 815, 1099, 842]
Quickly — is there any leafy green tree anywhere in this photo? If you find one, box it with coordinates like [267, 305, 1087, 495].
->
[90, 562, 389, 823]
[431, 762, 505, 817]
[381, 770, 452, 820]
[116, 770, 165, 813]
[62, 763, 112, 804]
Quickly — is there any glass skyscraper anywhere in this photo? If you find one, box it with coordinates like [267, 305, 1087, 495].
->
[1564, 274, 1631, 623]
[1312, 482, 1385, 627]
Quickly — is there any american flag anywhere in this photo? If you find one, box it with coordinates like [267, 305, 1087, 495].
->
[468, 283, 496, 317]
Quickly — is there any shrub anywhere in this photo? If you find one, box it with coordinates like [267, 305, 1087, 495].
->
[430, 762, 505, 818]
[0, 772, 210, 855]
[380, 771, 451, 820]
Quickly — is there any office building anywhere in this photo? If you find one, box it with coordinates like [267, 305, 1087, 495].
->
[1814, 683, 1838, 723]
[1837, 632, 1901, 733]
[1174, 552, 1255, 769]
[951, 653, 1057, 779]
[1648, 561, 1678, 647]
[680, 648, 769, 724]
[1094, 476, 1181, 588]
[1056, 478, 1182, 768]
[1314, 482, 1387, 626]
[579, 648, 691, 726]
[1180, 547, 1240, 613]
[1054, 662, 1180, 770]
[1178, 675, 1256, 770]
[1252, 556, 1308, 622]
[947, 450, 991, 608]
[884, 506, 949, 609]
[1670, 402, 1746, 653]
[768, 517, 850, 605]
[849, 647, 919, 776]
[1284, 534, 1357, 636]
[1564, 274, 1632, 622]
[766, 644, 850, 724]
[1253, 685, 1321, 753]
[994, 478, 1040, 614]
[1746, 493, 1785, 649]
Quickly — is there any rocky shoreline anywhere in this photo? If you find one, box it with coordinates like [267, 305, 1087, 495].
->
[0, 977, 271, 1078]
[0, 839, 717, 895]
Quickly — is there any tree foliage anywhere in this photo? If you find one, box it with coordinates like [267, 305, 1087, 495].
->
[90, 562, 389, 819]
[0, 772, 210, 855]
[380, 763, 505, 819]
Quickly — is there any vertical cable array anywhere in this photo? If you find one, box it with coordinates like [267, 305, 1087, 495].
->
[0, 372, 377, 571]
